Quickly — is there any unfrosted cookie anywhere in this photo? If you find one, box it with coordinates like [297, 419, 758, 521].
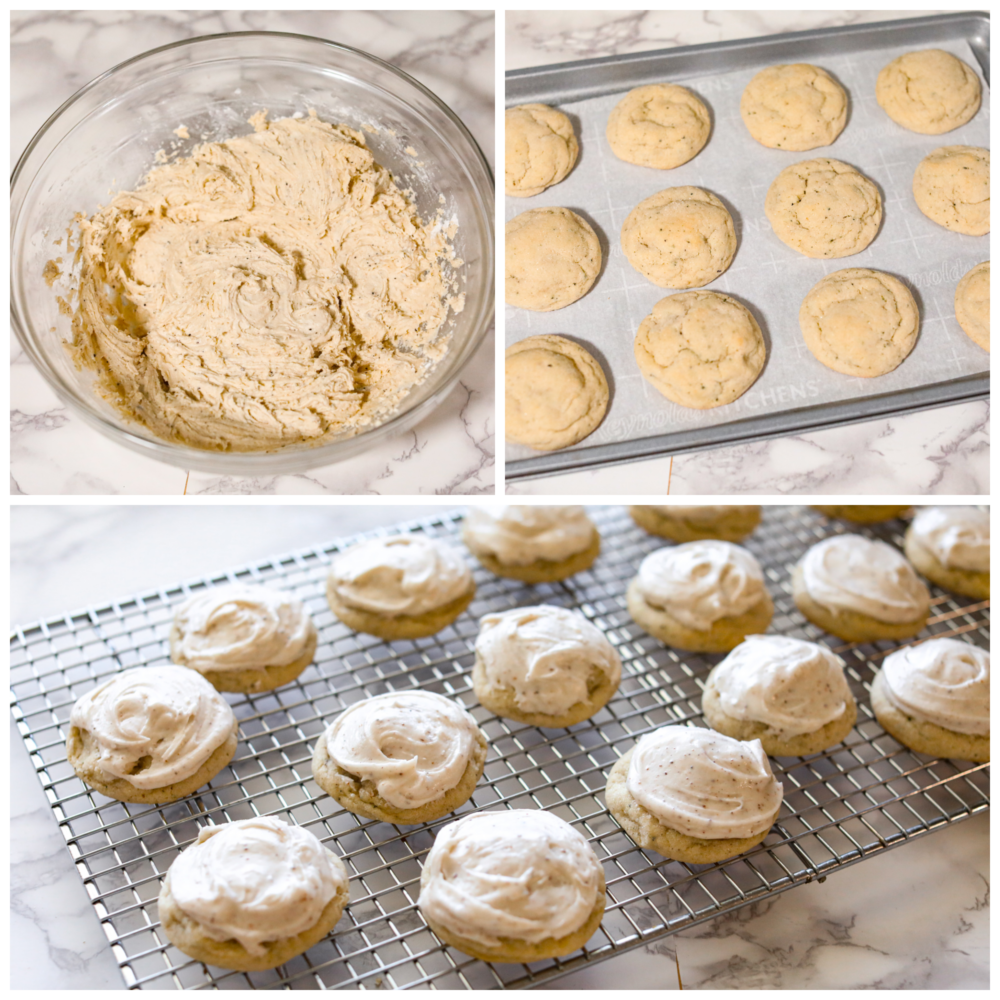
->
[634, 291, 765, 408]
[812, 505, 910, 524]
[629, 505, 762, 543]
[506, 207, 601, 311]
[954, 261, 989, 352]
[904, 506, 989, 600]
[799, 268, 919, 377]
[621, 187, 736, 289]
[606, 83, 710, 169]
[765, 158, 882, 258]
[505, 103, 579, 197]
[740, 63, 848, 150]
[505, 335, 609, 450]
[876, 49, 981, 135]
[912, 146, 990, 236]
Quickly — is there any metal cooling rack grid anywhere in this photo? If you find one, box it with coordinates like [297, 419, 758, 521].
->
[9, 505, 990, 990]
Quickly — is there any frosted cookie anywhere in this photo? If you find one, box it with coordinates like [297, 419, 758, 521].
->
[505, 335, 609, 451]
[626, 541, 773, 653]
[765, 158, 882, 258]
[876, 49, 981, 135]
[871, 638, 989, 762]
[505, 207, 601, 311]
[912, 146, 990, 236]
[799, 268, 919, 377]
[326, 535, 474, 640]
[703, 635, 857, 756]
[159, 817, 349, 971]
[473, 605, 622, 727]
[67, 665, 238, 804]
[630, 505, 762, 543]
[634, 291, 765, 408]
[170, 584, 317, 693]
[904, 506, 989, 600]
[792, 535, 930, 642]
[418, 810, 605, 962]
[621, 187, 736, 289]
[311, 690, 487, 824]
[741, 63, 848, 150]
[812, 505, 910, 524]
[462, 506, 600, 583]
[606, 83, 711, 170]
[505, 103, 579, 197]
[605, 725, 783, 863]
[954, 261, 989, 352]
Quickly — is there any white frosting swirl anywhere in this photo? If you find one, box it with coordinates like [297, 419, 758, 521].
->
[328, 535, 471, 615]
[418, 810, 601, 946]
[322, 691, 481, 809]
[626, 726, 783, 840]
[651, 505, 760, 525]
[881, 638, 990, 736]
[463, 506, 594, 566]
[168, 817, 346, 955]
[801, 535, 930, 623]
[69, 666, 235, 789]
[172, 584, 314, 672]
[709, 635, 852, 737]
[910, 507, 989, 572]
[474, 605, 622, 715]
[636, 541, 768, 630]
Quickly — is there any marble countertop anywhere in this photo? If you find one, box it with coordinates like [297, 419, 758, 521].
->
[10, 10, 495, 496]
[10, 504, 988, 989]
[504, 10, 988, 496]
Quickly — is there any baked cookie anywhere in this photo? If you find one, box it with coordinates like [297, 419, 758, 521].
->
[954, 261, 989, 352]
[505, 335, 609, 450]
[67, 665, 238, 804]
[326, 535, 475, 640]
[812, 505, 911, 524]
[170, 584, 317, 693]
[703, 635, 857, 756]
[634, 291, 765, 408]
[765, 158, 882, 258]
[741, 63, 848, 150]
[311, 690, 487, 824]
[799, 268, 919, 377]
[629, 505, 762, 543]
[606, 83, 711, 169]
[904, 506, 989, 600]
[912, 146, 990, 236]
[159, 817, 349, 971]
[505, 207, 601, 311]
[462, 506, 600, 583]
[792, 534, 930, 642]
[871, 638, 989, 761]
[627, 541, 773, 653]
[876, 49, 981, 135]
[418, 810, 606, 962]
[605, 726, 783, 863]
[473, 605, 622, 727]
[505, 103, 579, 197]
[621, 187, 736, 289]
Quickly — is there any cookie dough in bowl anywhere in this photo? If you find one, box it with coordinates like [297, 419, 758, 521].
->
[904, 506, 989, 600]
[505, 103, 579, 197]
[606, 83, 711, 169]
[876, 49, 981, 135]
[954, 261, 990, 352]
[912, 146, 990, 236]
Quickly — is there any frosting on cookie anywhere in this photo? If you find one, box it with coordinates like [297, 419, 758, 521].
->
[626, 726, 783, 840]
[328, 535, 471, 616]
[322, 691, 481, 809]
[636, 541, 768, 630]
[909, 507, 989, 572]
[169, 817, 346, 955]
[801, 535, 930, 623]
[709, 635, 851, 737]
[463, 506, 594, 566]
[880, 638, 989, 736]
[651, 505, 759, 524]
[418, 810, 601, 946]
[69, 666, 235, 789]
[475, 605, 621, 715]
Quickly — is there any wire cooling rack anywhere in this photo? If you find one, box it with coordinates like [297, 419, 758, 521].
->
[9, 506, 990, 990]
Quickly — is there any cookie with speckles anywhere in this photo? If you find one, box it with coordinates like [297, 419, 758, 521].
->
[912, 146, 990, 236]
[505, 103, 579, 197]
[606, 83, 711, 169]
[876, 49, 981, 134]
[954, 261, 989, 352]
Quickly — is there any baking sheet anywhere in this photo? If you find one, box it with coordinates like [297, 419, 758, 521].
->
[505, 15, 990, 480]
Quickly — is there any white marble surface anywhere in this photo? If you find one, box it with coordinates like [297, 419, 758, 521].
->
[504, 10, 988, 496]
[10, 10, 495, 495]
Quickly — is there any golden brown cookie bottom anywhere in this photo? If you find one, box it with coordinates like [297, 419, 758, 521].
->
[463, 529, 601, 584]
[904, 531, 989, 601]
[326, 581, 475, 640]
[629, 505, 761, 543]
[811, 505, 911, 523]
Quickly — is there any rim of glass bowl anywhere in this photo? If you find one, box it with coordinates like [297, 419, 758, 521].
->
[10, 30, 495, 476]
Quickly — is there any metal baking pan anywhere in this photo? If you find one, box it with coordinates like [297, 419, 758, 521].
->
[505, 13, 990, 483]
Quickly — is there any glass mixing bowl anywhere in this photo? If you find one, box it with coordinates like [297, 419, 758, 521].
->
[11, 32, 494, 474]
